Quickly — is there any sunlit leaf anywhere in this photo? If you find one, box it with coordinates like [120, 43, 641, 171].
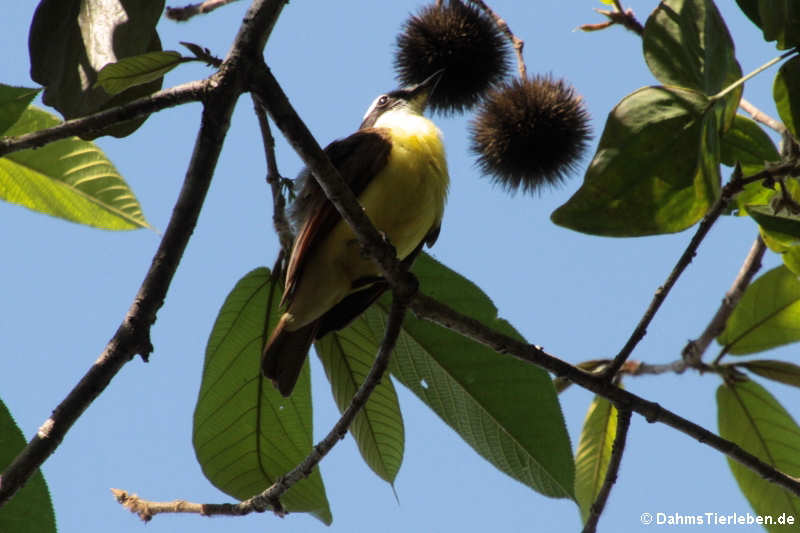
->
[0, 106, 149, 230]
[95, 51, 183, 96]
[193, 268, 332, 524]
[317, 319, 404, 485]
[575, 395, 618, 523]
[774, 56, 800, 138]
[643, 0, 742, 129]
[739, 359, 800, 388]
[0, 399, 56, 533]
[717, 265, 800, 354]
[0, 84, 40, 134]
[717, 380, 800, 532]
[364, 254, 575, 498]
[746, 204, 800, 243]
[552, 86, 720, 236]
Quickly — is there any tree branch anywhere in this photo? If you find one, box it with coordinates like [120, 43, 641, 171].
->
[408, 292, 800, 498]
[114, 288, 415, 520]
[251, 93, 294, 255]
[740, 98, 788, 135]
[0, 81, 206, 157]
[581, 409, 632, 533]
[0, 0, 287, 510]
[682, 236, 766, 366]
[601, 169, 754, 380]
[166, 0, 238, 21]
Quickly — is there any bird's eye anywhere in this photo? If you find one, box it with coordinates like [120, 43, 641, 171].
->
[377, 95, 389, 107]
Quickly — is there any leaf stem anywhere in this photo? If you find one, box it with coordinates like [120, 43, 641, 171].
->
[711, 49, 799, 102]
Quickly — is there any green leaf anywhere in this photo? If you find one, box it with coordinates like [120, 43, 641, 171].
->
[720, 115, 780, 215]
[774, 56, 800, 138]
[0, 84, 40, 135]
[783, 245, 800, 276]
[193, 268, 332, 524]
[575, 395, 618, 523]
[551, 86, 720, 236]
[746, 204, 800, 243]
[0, 399, 56, 533]
[735, 0, 761, 29]
[756, 1, 800, 50]
[739, 360, 800, 388]
[316, 319, 405, 485]
[28, 0, 166, 138]
[371, 254, 574, 498]
[95, 51, 184, 96]
[0, 106, 149, 230]
[717, 380, 800, 531]
[718, 265, 800, 354]
[643, 0, 743, 130]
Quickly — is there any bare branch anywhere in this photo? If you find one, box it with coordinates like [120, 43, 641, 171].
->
[467, 0, 526, 78]
[581, 409, 632, 533]
[0, 81, 206, 157]
[740, 98, 788, 135]
[251, 93, 294, 254]
[602, 169, 751, 380]
[0, 0, 287, 509]
[113, 291, 414, 520]
[409, 292, 800, 498]
[587, 2, 644, 36]
[682, 236, 766, 365]
[166, 0, 238, 22]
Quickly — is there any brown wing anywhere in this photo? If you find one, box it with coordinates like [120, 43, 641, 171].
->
[282, 129, 392, 306]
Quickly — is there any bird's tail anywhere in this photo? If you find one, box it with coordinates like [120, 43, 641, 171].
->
[261, 314, 318, 397]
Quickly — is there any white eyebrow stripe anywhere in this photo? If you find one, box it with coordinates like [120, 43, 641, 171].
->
[362, 94, 386, 121]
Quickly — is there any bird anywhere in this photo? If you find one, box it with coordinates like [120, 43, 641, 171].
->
[261, 71, 449, 397]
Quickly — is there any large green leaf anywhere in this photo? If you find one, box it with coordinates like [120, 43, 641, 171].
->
[367, 254, 574, 499]
[316, 317, 404, 485]
[717, 265, 800, 355]
[774, 56, 800, 138]
[0, 106, 149, 230]
[739, 359, 800, 388]
[0, 399, 56, 533]
[28, 0, 166, 138]
[551, 86, 720, 236]
[95, 51, 184, 96]
[717, 380, 800, 531]
[643, 0, 743, 129]
[720, 115, 780, 215]
[0, 85, 40, 135]
[193, 268, 332, 524]
[575, 395, 618, 523]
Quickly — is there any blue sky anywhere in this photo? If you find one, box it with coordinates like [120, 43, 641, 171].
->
[3, 1, 800, 532]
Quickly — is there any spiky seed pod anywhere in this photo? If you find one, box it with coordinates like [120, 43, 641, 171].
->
[394, 0, 510, 115]
[470, 76, 591, 193]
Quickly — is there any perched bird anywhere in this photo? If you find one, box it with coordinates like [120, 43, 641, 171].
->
[262, 71, 449, 397]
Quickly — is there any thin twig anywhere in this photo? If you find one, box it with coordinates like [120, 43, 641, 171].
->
[251, 93, 294, 254]
[114, 291, 414, 520]
[740, 98, 788, 135]
[467, 0, 526, 78]
[408, 292, 800, 498]
[587, 2, 644, 36]
[581, 409, 632, 533]
[601, 169, 748, 380]
[166, 0, 238, 21]
[0, 0, 287, 509]
[0, 81, 206, 157]
[682, 236, 766, 366]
